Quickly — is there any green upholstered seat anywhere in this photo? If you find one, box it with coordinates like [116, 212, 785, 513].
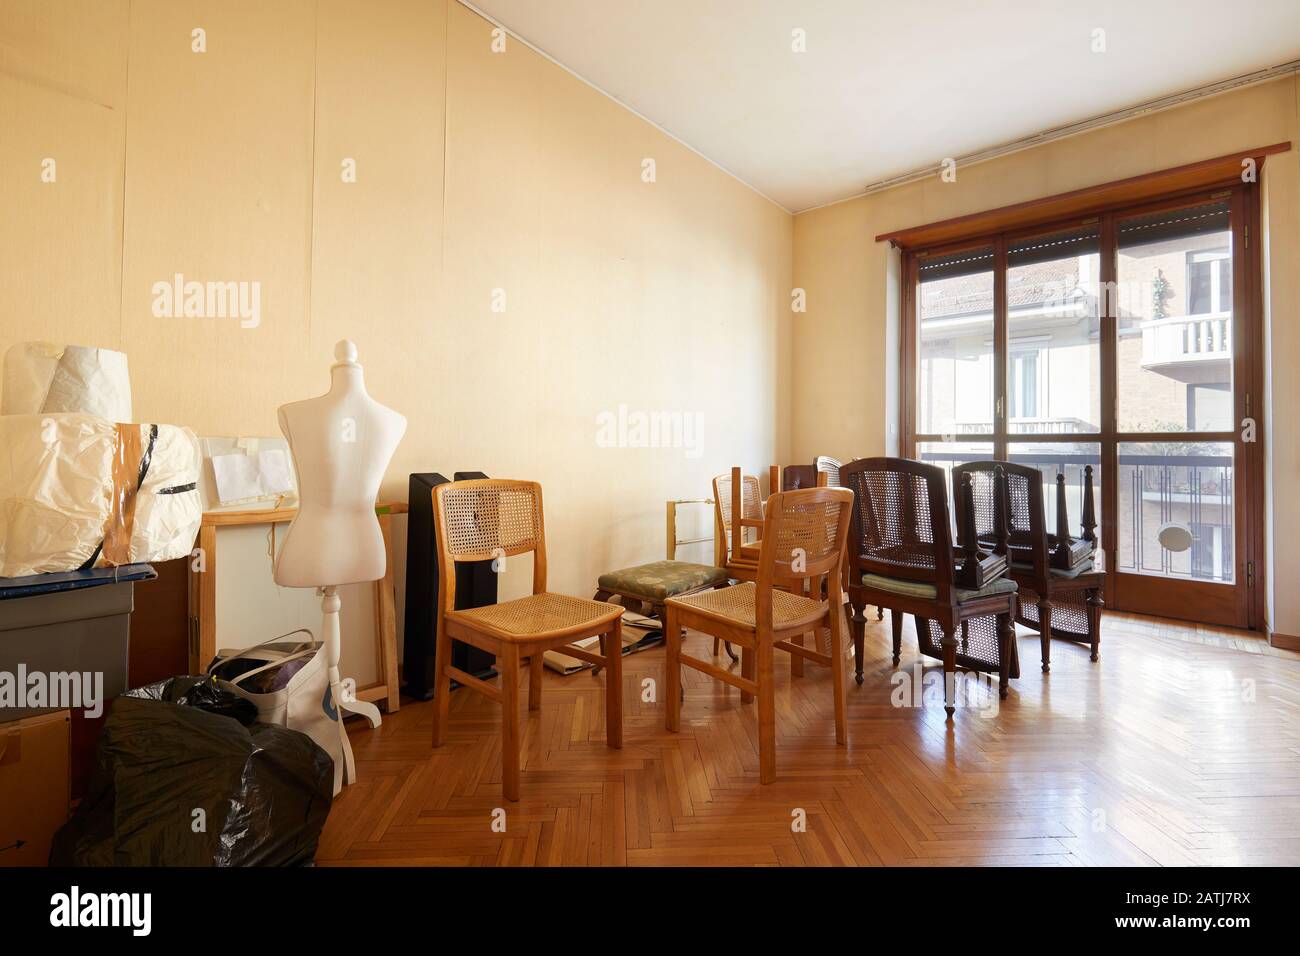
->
[861, 572, 1017, 604]
[598, 560, 728, 603]
[1010, 558, 1095, 579]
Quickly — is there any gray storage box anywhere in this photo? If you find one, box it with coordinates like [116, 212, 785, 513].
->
[0, 565, 155, 724]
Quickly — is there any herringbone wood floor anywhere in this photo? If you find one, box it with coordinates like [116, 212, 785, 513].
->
[318, 611, 1300, 866]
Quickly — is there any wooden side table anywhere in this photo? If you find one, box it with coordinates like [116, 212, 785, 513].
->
[186, 502, 406, 714]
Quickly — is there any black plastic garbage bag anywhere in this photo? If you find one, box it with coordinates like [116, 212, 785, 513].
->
[125, 673, 261, 725]
[50, 676, 332, 866]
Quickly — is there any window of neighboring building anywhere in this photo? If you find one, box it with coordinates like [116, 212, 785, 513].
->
[1187, 249, 1231, 314]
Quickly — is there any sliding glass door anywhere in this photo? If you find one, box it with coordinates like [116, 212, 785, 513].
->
[904, 184, 1261, 629]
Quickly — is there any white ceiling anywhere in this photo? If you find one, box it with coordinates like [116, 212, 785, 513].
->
[469, 0, 1300, 212]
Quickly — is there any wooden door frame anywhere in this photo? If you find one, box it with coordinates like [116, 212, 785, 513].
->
[899, 179, 1267, 630]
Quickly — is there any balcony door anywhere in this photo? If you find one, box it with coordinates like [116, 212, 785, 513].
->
[904, 184, 1262, 630]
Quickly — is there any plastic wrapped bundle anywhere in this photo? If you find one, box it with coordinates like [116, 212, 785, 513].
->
[50, 677, 333, 867]
[2, 342, 132, 422]
[0, 412, 202, 578]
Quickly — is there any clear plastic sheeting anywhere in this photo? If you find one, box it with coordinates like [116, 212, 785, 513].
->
[0, 413, 201, 578]
[2, 342, 132, 423]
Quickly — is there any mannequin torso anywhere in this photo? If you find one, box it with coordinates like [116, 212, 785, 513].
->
[273, 340, 406, 588]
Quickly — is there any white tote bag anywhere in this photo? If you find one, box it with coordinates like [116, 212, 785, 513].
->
[208, 629, 351, 795]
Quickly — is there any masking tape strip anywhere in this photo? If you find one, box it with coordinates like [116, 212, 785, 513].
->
[102, 424, 143, 566]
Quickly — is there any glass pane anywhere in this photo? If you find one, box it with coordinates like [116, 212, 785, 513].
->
[916, 441, 994, 524]
[917, 247, 994, 436]
[1116, 201, 1233, 433]
[1007, 442, 1102, 545]
[1007, 226, 1101, 434]
[1117, 441, 1234, 583]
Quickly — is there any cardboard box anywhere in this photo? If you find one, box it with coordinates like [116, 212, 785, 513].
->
[0, 710, 70, 866]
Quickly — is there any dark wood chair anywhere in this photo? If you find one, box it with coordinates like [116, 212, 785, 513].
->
[953, 461, 1104, 671]
[842, 457, 1019, 714]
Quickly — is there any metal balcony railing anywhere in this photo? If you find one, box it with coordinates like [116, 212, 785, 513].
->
[917, 448, 1233, 584]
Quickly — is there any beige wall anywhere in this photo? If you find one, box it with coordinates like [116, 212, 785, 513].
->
[5, 0, 1294, 637]
[790, 76, 1300, 636]
[0, 0, 793, 611]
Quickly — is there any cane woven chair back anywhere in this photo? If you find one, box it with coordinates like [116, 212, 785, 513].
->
[953, 461, 1047, 577]
[433, 480, 546, 607]
[840, 457, 955, 592]
[712, 471, 762, 560]
[761, 487, 853, 586]
[814, 456, 842, 488]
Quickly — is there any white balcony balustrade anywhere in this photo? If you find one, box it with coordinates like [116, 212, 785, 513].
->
[1139, 312, 1231, 371]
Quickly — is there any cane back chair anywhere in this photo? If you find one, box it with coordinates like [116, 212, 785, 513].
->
[709, 466, 780, 664]
[779, 456, 842, 492]
[430, 479, 624, 802]
[713, 466, 779, 579]
[665, 486, 854, 783]
[952, 461, 1104, 671]
[841, 458, 1019, 713]
[814, 455, 842, 488]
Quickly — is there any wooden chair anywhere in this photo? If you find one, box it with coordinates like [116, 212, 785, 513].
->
[429, 479, 624, 802]
[953, 461, 1104, 671]
[709, 466, 779, 664]
[712, 466, 778, 579]
[716, 464, 823, 677]
[665, 486, 854, 783]
[780, 456, 841, 492]
[841, 458, 1019, 714]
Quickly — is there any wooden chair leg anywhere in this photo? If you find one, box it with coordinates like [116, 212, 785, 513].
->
[790, 580, 809, 678]
[431, 621, 453, 748]
[940, 626, 957, 718]
[590, 598, 621, 676]
[998, 612, 1013, 699]
[499, 644, 521, 802]
[665, 605, 681, 733]
[604, 617, 623, 749]
[712, 637, 721, 657]
[1037, 599, 1053, 673]
[890, 609, 903, 666]
[529, 651, 544, 710]
[828, 610, 847, 746]
[876, 606, 884, 621]
[756, 635, 776, 784]
[849, 600, 866, 685]
[724, 641, 739, 662]
[740, 646, 755, 704]
[1087, 588, 1103, 661]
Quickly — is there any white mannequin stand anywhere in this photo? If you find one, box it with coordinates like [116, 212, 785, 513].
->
[274, 340, 406, 789]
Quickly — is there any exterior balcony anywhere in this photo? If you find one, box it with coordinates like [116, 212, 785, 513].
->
[1138, 312, 1231, 384]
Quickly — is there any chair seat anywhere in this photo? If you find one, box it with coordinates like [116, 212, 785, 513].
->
[597, 560, 728, 603]
[451, 592, 621, 641]
[861, 572, 1017, 604]
[667, 581, 825, 631]
[1011, 559, 1096, 580]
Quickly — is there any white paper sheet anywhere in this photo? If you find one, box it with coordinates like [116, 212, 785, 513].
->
[211, 448, 295, 505]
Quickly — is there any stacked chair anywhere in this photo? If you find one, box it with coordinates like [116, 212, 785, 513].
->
[841, 458, 1019, 715]
[712, 465, 779, 580]
[716, 464, 840, 678]
[665, 486, 854, 783]
[952, 461, 1104, 671]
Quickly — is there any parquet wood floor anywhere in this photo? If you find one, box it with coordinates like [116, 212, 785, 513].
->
[318, 611, 1300, 866]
